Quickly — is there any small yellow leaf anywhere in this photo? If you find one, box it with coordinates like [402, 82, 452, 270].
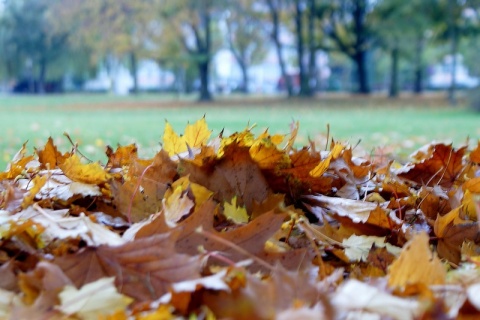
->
[224, 196, 249, 224]
[60, 154, 110, 184]
[309, 143, 344, 177]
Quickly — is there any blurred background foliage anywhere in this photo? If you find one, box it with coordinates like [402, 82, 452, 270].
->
[0, 0, 479, 104]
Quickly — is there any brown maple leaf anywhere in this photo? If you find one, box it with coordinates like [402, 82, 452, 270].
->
[54, 232, 202, 301]
[434, 207, 480, 264]
[111, 150, 177, 222]
[397, 143, 466, 188]
[180, 143, 270, 213]
[272, 148, 340, 198]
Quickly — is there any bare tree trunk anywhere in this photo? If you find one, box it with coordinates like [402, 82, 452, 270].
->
[353, 0, 370, 94]
[389, 46, 399, 98]
[38, 56, 47, 94]
[198, 59, 212, 101]
[197, 2, 213, 102]
[413, 33, 424, 94]
[448, 27, 459, 105]
[354, 50, 370, 94]
[295, 0, 311, 97]
[130, 52, 138, 94]
[307, 0, 317, 93]
[267, 0, 294, 97]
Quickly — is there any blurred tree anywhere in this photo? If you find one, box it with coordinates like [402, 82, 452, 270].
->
[52, 0, 155, 94]
[293, 0, 314, 97]
[372, 0, 435, 97]
[158, 0, 224, 101]
[264, 0, 294, 97]
[225, 0, 268, 94]
[0, 0, 70, 93]
[314, 0, 374, 94]
[429, 0, 480, 104]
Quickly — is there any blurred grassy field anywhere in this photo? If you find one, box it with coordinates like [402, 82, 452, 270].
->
[0, 92, 479, 169]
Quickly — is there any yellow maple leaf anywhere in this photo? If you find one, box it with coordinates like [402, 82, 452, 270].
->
[249, 139, 290, 169]
[309, 142, 344, 178]
[224, 196, 249, 224]
[163, 118, 211, 156]
[388, 232, 446, 289]
[60, 154, 110, 184]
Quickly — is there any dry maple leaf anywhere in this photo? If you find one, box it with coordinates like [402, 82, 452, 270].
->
[434, 210, 480, 264]
[54, 232, 202, 301]
[14, 261, 72, 319]
[203, 264, 331, 320]
[59, 154, 110, 185]
[106, 144, 138, 168]
[470, 142, 480, 164]
[36, 137, 68, 169]
[163, 117, 211, 156]
[180, 143, 270, 213]
[396, 143, 466, 188]
[388, 232, 446, 289]
[274, 148, 340, 198]
[56, 277, 133, 319]
[309, 142, 344, 178]
[111, 150, 177, 222]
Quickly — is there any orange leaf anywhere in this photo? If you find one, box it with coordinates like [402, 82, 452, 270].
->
[464, 177, 480, 194]
[106, 144, 138, 168]
[470, 141, 480, 163]
[36, 137, 68, 169]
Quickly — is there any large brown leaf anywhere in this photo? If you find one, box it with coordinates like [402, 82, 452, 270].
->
[397, 143, 466, 188]
[180, 143, 270, 212]
[111, 150, 177, 222]
[54, 232, 201, 301]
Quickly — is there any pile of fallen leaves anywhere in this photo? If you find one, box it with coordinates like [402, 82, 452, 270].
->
[1, 117, 480, 319]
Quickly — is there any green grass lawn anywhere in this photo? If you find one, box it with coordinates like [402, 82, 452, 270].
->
[0, 93, 479, 169]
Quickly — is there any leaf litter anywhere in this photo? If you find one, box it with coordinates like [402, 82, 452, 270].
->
[0, 118, 479, 319]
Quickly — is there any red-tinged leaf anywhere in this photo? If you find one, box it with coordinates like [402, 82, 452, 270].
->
[397, 143, 466, 188]
[54, 232, 202, 301]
